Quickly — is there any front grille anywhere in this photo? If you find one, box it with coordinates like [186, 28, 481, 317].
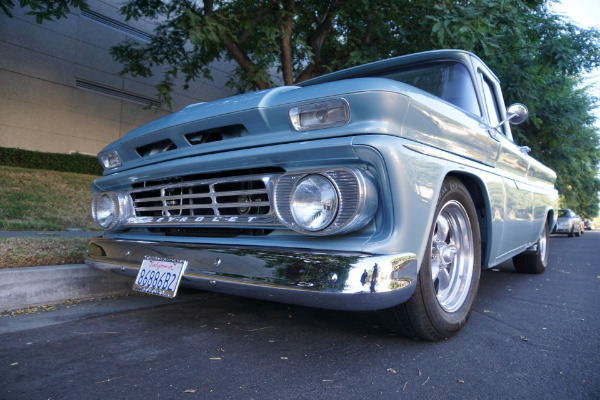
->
[124, 168, 285, 229]
[132, 175, 271, 217]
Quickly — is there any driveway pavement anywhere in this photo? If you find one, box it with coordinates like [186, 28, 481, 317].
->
[1, 233, 599, 399]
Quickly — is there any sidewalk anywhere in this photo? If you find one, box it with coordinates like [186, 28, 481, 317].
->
[1, 231, 135, 311]
[0, 264, 135, 311]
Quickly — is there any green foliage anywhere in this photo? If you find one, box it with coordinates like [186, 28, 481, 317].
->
[5, 0, 600, 216]
[1, 0, 86, 23]
[111, 0, 411, 100]
[378, 0, 600, 217]
[0, 147, 102, 176]
[112, 0, 600, 217]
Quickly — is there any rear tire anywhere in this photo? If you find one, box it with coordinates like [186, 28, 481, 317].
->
[379, 178, 481, 341]
[513, 221, 549, 274]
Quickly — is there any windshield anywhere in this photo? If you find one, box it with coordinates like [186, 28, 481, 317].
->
[372, 62, 481, 116]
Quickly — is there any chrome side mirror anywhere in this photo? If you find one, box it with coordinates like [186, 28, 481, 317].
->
[506, 103, 528, 125]
[494, 103, 528, 129]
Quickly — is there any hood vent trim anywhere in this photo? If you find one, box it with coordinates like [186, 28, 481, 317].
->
[185, 124, 248, 146]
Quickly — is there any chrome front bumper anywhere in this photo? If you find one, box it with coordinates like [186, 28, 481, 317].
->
[85, 237, 418, 311]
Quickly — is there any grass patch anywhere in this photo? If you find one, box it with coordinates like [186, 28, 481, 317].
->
[0, 166, 98, 231]
[0, 237, 89, 268]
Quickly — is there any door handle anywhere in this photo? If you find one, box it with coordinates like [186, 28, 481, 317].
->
[487, 129, 499, 141]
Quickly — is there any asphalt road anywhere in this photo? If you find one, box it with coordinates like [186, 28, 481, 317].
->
[1, 232, 599, 399]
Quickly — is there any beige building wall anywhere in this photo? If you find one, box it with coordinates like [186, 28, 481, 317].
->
[0, 0, 233, 156]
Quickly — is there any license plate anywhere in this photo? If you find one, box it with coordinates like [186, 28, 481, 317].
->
[133, 257, 188, 298]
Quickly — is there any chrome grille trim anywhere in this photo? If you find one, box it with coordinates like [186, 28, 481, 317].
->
[123, 173, 284, 228]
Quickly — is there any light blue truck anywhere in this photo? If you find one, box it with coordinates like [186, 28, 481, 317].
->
[86, 50, 558, 340]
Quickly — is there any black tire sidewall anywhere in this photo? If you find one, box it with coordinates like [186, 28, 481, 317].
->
[513, 220, 548, 274]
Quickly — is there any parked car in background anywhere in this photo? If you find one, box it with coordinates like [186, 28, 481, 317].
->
[85, 50, 558, 341]
[583, 220, 594, 230]
[553, 209, 583, 237]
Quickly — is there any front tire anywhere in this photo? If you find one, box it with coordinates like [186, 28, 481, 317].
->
[379, 178, 481, 341]
[513, 220, 549, 274]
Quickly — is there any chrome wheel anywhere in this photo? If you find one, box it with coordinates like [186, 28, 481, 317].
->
[379, 177, 481, 340]
[539, 225, 548, 265]
[430, 200, 474, 313]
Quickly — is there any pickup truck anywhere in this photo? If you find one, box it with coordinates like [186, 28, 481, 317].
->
[86, 49, 558, 340]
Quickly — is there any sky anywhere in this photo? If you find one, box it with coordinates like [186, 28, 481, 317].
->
[551, 0, 600, 124]
[550, 0, 600, 188]
[551, 0, 600, 30]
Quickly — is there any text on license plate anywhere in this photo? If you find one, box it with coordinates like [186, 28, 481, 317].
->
[132, 257, 188, 298]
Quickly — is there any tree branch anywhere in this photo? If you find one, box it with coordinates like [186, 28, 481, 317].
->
[239, 6, 269, 45]
[276, 0, 295, 85]
[295, 45, 353, 83]
[221, 37, 272, 90]
[294, 0, 342, 82]
[204, 0, 271, 90]
[308, 0, 341, 62]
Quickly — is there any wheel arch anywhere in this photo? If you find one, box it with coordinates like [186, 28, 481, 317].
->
[546, 208, 556, 233]
[445, 171, 491, 269]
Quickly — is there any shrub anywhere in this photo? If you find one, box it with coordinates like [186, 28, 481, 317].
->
[0, 147, 102, 176]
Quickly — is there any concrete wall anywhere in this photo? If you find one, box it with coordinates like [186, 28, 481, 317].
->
[0, 0, 233, 156]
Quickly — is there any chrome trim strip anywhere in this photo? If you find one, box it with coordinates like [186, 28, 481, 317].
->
[85, 237, 418, 311]
[124, 214, 282, 228]
[403, 142, 556, 193]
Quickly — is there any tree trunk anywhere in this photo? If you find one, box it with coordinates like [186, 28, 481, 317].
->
[278, 0, 295, 86]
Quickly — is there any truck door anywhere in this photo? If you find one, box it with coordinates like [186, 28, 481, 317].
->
[477, 69, 534, 259]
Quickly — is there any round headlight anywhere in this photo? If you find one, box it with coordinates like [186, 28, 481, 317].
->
[92, 193, 119, 229]
[291, 175, 339, 231]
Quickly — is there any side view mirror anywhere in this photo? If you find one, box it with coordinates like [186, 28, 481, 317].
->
[506, 103, 528, 124]
[494, 103, 528, 129]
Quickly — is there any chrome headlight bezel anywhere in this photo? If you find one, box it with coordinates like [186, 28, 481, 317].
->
[274, 168, 378, 235]
[91, 192, 127, 230]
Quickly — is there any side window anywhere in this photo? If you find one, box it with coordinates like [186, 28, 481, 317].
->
[480, 73, 504, 134]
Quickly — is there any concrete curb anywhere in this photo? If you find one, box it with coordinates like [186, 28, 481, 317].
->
[0, 264, 135, 311]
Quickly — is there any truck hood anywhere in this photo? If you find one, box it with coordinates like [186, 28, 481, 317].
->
[122, 85, 300, 141]
[98, 78, 418, 174]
